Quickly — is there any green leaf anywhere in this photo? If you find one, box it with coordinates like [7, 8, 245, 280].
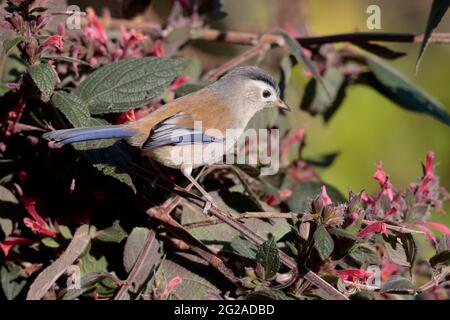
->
[219, 190, 264, 213]
[121, 228, 160, 295]
[281, 31, 330, 99]
[405, 204, 429, 224]
[2, 36, 22, 55]
[95, 220, 127, 243]
[76, 57, 184, 114]
[41, 237, 60, 248]
[416, 0, 450, 72]
[430, 250, 450, 268]
[28, 63, 56, 101]
[313, 226, 334, 260]
[123, 227, 150, 273]
[1, 265, 26, 300]
[76, 242, 119, 298]
[256, 235, 280, 280]
[52, 91, 91, 127]
[78, 140, 137, 192]
[385, 241, 409, 267]
[349, 245, 378, 265]
[385, 234, 417, 267]
[230, 236, 259, 260]
[380, 275, 420, 295]
[58, 225, 73, 240]
[300, 68, 347, 122]
[287, 181, 346, 214]
[246, 288, 289, 300]
[156, 253, 221, 300]
[79, 245, 108, 275]
[0, 185, 19, 239]
[363, 58, 450, 126]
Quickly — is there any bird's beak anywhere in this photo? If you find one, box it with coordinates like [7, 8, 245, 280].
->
[276, 99, 291, 111]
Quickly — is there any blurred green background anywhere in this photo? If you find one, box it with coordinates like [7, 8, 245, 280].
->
[218, 0, 450, 222]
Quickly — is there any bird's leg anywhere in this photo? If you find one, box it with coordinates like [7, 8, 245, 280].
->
[180, 164, 218, 214]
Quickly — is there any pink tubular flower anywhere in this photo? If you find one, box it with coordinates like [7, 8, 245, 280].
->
[381, 262, 400, 281]
[84, 7, 108, 44]
[21, 196, 56, 238]
[320, 185, 332, 206]
[425, 151, 435, 176]
[0, 237, 34, 257]
[4, 98, 26, 136]
[424, 221, 450, 236]
[372, 162, 394, 202]
[148, 40, 164, 57]
[279, 189, 293, 200]
[373, 162, 387, 185]
[280, 127, 305, 155]
[93, 292, 110, 300]
[357, 221, 388, 238]
[414, 224, 437, 244]
[360, 192, 374, 205]
[335, 269, 374, 282]
[265, 195, 279, 206]
[170, 75, 190, 91]
[120, 26, 147, 48]
[161, 276, 182, 299]
[415, 151, 439, 203]
[40, 35, 64, 52]
[116, 110, 137, 125]
[384, 206, 398, 220]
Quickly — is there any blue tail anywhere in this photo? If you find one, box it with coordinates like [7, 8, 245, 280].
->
[42, 125, 137, 145]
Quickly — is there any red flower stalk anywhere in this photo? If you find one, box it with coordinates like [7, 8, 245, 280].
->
[424, 221, 450, 235]
[21, 196, 56, 237]
[39, 35, 64, 52]
[84, 7, 108, 45]
[0, 237, 34, 257]
[280, 127, 305, 155]
[335, 269, 374, 282]
[357, 221, 388, 238]
[372, 162, 394, 202]
[320, 185, 333, 206]
[148, 40, 164, 57]
[170, 75, 190, 91]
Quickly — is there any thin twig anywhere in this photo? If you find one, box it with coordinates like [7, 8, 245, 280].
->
[183, 212, 294, 229]
[420, 266, 450, 292]
[96, 14, 450, 47]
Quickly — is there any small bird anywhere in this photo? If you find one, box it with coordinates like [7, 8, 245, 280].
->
[43, 66, 290, 207]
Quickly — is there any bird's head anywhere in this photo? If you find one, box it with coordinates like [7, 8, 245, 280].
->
[213, 66, 291, 113]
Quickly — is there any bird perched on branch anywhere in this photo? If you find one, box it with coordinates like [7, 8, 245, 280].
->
[43, 66, 290, 209]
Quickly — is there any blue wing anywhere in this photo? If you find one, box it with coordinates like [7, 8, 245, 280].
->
[142, 112, 224, 150]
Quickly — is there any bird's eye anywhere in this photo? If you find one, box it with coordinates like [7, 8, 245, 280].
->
[262, 90, 271, 98]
